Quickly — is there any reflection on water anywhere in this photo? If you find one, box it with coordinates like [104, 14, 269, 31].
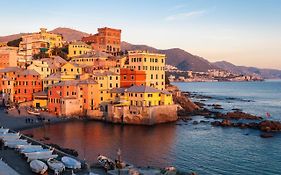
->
[23, 121, 177, 168]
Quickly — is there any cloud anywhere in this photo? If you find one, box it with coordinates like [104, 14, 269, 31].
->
[165, 10, 206, 21]
[169, 4, 186, 11]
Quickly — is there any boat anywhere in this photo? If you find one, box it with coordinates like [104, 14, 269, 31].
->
[47, 158, 65, 173]
[97, 155, 115, 170]
[0, 132, 20, 139]
[27, 109, 40, 116]
[27, 154, 58, 162]
[17, 144, 41, 150]
[24, 149, 54, 157]
[30, 160, 48, 174]
[61, 156, 81, 169]
[0, 127, 9, 134]
[20, 147, 44, 154]
[5, 140, 29, 148]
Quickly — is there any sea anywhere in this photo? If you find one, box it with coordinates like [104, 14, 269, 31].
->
[23, 80, 281, 175]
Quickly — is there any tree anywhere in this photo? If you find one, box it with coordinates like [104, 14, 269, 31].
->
[165, 73, 170, 85]
[7, 38, 22, 47]
[51, 46, 68, 60]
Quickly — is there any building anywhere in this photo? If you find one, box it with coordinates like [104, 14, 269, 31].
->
[33, 91, 48, 108]
[60, 62, 84, 80]
[82, 27, 121, 56]
[27, 60, 52, 79]
[14, 69, 42, 103]
[70, 51, 111, 67]
[108, 85, 176, 124]
[0, 67, 22, 104]
[68, 41, 92, 58]
[126, 50, 166, 90]
[0, 47, 18, 69]
[47, 79, 100, 116]
[120, 68, 146, 88]
[91, 71, 120, 109]
[18, 28, 63, 60]
[43, 72, 63, 90]
[0, 42, 7, 47]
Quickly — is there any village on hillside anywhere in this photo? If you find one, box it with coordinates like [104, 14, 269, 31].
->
[0, 27, 178, 125]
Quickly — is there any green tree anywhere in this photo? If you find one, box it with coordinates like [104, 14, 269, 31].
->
[7, 38, 22, 47]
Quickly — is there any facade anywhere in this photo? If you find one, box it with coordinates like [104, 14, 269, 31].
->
[120, 68, 146, 88]
[126, 50, 166, 90]
[82, 27, 121, 56]
[91, 71, 120, 109]
[0, 67, 22, 104]
[27, 60, 52, 78]
[68, 41, 92, 58]
[60, 62, 84, 80]
[14, 70, 42, 102]
[47, 79, 100, 116]
[18, 28, 63, 60]
[33, 91, 48, 108]
[0, 47, 18, 69]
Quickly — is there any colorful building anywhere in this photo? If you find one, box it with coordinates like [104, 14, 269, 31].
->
[82, 27, 121, 56]
[68, 41, 92, 58]
[120, 68, 146, 88]
[60, 62, 84, 80]
[126, 50, 166, 90]
[91, 71, 120, 109]
[33, 91, 48, 108]
[18, 28, 63, 60]
[0, 67, 22, 104]
[14, 70, 42, 103]
[0, 47, 18, 69]
[47, 79, 100, 116]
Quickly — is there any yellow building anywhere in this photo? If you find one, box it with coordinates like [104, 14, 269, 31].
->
[33, 91, 48, 108]
[60, 62, 84, 80]
[42, 72, 62, 90]
[111, 85, 173, 107]
[91, 71, 120, 109]
[126, 50, 166, 90]
[0, 42, 7, 47]
[18, 28, 63, 60]
[68, 41, 92, 58]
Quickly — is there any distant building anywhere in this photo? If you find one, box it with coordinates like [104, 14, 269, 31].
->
[120, 68, 146, 88]
[0, 47, 18, 69]
[18, 28, 63, 60]
[68, 41, 92, 58]
[14, 69, 42, 102]
[82, 27, 121, 56]
[126, 50, 166, 90]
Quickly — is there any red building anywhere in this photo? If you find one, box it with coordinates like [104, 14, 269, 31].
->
[82, 27, 121, 56]
[120, 68, 146, 88]
[14, 70, 42, 102]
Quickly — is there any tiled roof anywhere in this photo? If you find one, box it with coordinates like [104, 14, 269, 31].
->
[72, 50, 110, 59]
[43, 72, 62, 80]
[78, 78, 98, 85]
[92, 71, 118, 76]
[0, 67, 21, 73]
[126, 85, 162, 93]
[33, 91, 48, 97]
[17, 69, 40, 76]
[110, 87, 127, 93]
[54, 80, 79, 87]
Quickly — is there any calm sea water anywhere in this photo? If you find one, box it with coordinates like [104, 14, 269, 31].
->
[23, 80, 281, 175]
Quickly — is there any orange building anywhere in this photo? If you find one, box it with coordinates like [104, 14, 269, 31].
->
[0, 67, 22, 104]
[47, 79, 100, 116]
[0, 47, 18, 69]
[82, 27, 121, 56]
[120, 68, 146, 88]
[14, 70, 42, 103]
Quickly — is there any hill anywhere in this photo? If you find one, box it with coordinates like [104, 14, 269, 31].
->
[213, 61, 281, 79]
[0, 27, 89, 42]
[121, 41, 217, 72]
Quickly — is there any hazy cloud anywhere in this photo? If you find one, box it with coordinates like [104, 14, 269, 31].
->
[169, 4, 186, 11]
[165, 10, 206, 21]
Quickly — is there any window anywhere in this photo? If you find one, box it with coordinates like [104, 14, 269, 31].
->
[151, 74, 153, 79]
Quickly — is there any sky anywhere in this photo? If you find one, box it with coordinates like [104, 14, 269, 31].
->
[1, 0, 281, 69]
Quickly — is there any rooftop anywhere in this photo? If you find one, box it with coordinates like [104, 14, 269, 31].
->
[0, 67, 22, 73]
[17, 69, 40, 76]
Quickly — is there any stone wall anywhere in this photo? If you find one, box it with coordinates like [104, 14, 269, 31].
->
[106, 104, 178, 125]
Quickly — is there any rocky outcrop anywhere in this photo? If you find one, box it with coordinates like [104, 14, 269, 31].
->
[259, 120, 281, 132]
[215, 112, 262, 120]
